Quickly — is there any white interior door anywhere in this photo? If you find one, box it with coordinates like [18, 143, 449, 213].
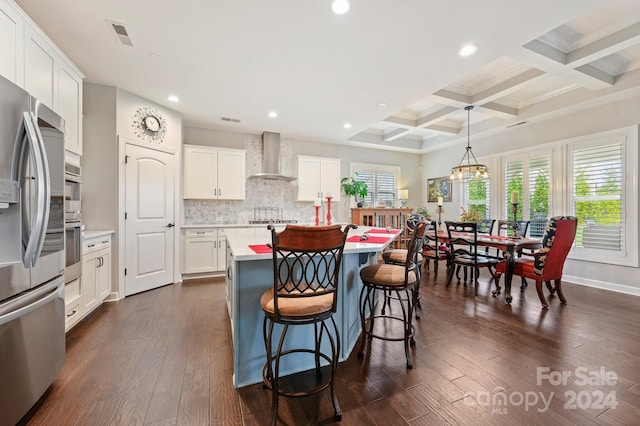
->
[125, 143, 175, 296]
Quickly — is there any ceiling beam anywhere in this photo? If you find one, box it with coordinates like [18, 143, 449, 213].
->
[383, 127, 413, 142]
[520, 40, 613, 90]
[416, 106, 458, 127]
[424, 123, 461, 135]
[381, 116, 416, 128]
[475, 102, 518, 118]
[430, 89, 472, 107]
[471, 68, 546, 105]
[566, 21, 640, 67]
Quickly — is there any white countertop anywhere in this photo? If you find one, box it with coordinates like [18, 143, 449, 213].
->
[83, 230, 115, 240]
[182, 223, 260, 229]
[226, 225, 400, 261]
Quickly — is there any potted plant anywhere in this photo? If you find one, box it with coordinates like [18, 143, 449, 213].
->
[415, 205, 429, 219]
[341, 173, 368, 207]
[459, 206, 482, 223]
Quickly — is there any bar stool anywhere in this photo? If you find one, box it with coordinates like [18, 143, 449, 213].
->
[358, 220, 427, 369]
[381, 219, 427, 318]
[261, 224, 355, 426]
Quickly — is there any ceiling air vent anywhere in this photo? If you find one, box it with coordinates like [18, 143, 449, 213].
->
[221, 116, 241, 123]
[506, 121, 528, 128]
[108, 20, 133, 46]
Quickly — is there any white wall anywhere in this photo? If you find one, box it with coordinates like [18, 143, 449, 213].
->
[83, 83, 183, 298]
[421, 96, 640, 295]
[82, 84, 117, 232]
[116, 89, 182, 150]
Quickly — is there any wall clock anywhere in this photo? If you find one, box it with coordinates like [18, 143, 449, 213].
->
[132, 106, 168, 143]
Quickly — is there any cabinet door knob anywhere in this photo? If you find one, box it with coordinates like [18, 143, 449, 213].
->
[166, 223, 175, 228]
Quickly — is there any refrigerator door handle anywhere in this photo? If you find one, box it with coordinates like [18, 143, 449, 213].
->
[11, 112, 46, 267]
[0, 280, 63, 327]
[29, 110, 51, 267]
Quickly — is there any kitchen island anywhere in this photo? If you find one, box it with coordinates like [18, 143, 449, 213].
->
[224, 225, 399, 388]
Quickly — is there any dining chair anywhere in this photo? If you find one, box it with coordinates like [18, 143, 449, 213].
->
[478, 218, 496, 235]
[422, 220, 450, 279]
[261, 223, 355, 425]
[493, 216, 577, 308]
[358, 220, 427, 369]
[496, 219, 532, 288]
[496, 219, 530, 238]
[445, 221, 500, 295]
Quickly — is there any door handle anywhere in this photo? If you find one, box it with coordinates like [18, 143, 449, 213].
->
[166, 223, 175, 228]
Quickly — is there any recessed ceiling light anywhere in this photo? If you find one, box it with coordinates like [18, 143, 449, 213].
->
[268, 111, 278, 118]
[332, 0, 350, 15]
[344, 123, 352, 129]
[377, 102, 387, 107]
[459, 44, 478, 57]
[168, 95, 179, 102]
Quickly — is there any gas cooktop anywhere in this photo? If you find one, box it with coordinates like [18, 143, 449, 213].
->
[248, 219, 298, 224]
[249, 207, 297, 225]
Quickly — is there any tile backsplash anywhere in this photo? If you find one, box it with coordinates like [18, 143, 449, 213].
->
[184, 134, 346, 225]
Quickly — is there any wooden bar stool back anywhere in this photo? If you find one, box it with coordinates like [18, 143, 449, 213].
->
[261, 223, 355, 425]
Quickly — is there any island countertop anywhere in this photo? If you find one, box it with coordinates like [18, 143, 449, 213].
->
[223, 224, 401, 388]
[225, 225, 400, 261]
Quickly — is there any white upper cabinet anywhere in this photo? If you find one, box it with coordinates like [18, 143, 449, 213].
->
[0, 0, 84, 158]
[297, 155, 341, 201]
[24, 24, 55, 108]
[56, 63, 83, 156]
[0, 0, 24, 85]
[183, 145, 246, 200]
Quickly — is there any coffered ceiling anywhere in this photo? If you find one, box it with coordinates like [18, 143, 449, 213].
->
[15, 0, 640, 153]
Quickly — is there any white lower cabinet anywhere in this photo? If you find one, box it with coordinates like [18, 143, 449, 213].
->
[65, 233, 111, 332]
[182, 228, 226, 274]
[64, 278, 81, 330]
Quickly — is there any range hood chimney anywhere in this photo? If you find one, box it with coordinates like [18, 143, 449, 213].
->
[248, 132, 297, 181]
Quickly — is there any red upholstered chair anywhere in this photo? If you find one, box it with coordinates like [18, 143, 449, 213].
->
[494, 216, 577, 308]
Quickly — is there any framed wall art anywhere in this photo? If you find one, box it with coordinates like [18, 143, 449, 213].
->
[427, 176, 452, 202]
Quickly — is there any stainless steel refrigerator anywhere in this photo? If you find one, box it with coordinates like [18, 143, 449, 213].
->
[0, 74, 65, 426]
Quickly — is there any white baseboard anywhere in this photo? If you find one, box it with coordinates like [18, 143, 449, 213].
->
[563, 274, 640, 297]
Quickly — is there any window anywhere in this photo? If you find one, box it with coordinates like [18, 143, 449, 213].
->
[503, 153, 551, 237]
[350, 163, 401, 207]
[463, 176, 491, 220]
[486, 126, 637, 267]
[571, 141, 624, 255]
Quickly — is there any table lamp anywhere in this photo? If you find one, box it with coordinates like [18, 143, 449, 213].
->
[397, 189, 408, 208]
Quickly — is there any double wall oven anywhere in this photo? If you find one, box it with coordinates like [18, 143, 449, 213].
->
[64, 162, 82, 283]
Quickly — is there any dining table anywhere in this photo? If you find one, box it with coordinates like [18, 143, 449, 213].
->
[429, 230, 541, 304]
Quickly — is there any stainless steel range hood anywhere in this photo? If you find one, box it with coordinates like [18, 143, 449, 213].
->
[248, 132, 297, 181]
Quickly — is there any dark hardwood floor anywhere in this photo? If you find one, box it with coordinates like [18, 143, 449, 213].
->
[20, 269, 640, 425]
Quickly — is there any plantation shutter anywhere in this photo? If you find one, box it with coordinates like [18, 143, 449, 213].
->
[377, 172, 396, 206]
[357, 171, 375, 206]
[504, 160, 524, 220]
[351, 165, 400, 207]
[464, 177, 491, 220]
[528, 156, 551, 238]
[573, 143, 623, 251]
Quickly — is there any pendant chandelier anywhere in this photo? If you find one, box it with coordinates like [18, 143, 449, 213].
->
[450, 105, 488, 180]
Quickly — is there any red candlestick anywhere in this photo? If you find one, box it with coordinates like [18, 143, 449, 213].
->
[314, 205, 320, 226]
[326, 196, 333, 225]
